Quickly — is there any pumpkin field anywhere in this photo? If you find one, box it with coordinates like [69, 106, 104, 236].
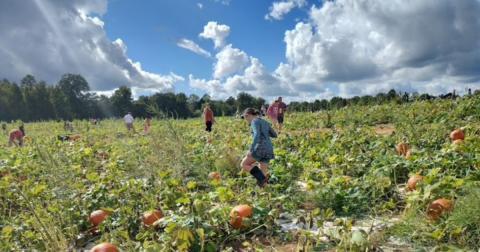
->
[1, 96, 480, 252]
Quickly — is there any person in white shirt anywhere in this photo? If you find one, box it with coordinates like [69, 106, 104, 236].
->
[123, 112, 135, 132]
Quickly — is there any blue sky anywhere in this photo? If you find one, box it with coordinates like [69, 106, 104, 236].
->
[101, 0, 301, 95]
[1, 0, 480, 102]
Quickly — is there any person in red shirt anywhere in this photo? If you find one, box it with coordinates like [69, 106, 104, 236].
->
[8, 125, 25, 147]
[203, 103, 215, 132]
[276, 96, 290, 133]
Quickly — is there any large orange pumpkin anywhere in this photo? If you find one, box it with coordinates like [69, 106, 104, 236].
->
[427, 198, 453, 221]
[229, 204, 253, 228]
[407, 175, 423, 190]
[209, 172, 221, 181]
[142, 209, 163, 226]
[89, 242, 120, 252]
[450, 129, 464, 141]
[88, 210, 110, 226]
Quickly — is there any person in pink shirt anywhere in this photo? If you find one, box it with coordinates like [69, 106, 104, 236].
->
[8, 125, 25, 147]
[267, 100, 279, 130]
[143, 118, 151, 132]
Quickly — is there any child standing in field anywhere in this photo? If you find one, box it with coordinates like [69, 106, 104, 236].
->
[241, 108, 277, 188]
[143, 118, 151, 132]
[267, 100, 279, 130]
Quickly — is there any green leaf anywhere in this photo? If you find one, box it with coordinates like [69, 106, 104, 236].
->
[86, 172, 99, 182]
[196, 228, 204, 240]
[187, 181, 197, 189]
[176, 197, 190, 204]
[2, 226, 13, 236]
[31, 184, 46, 195]
[430, 229, 443, 240]
[351, 230, 369, 247]
[157, 169, 173, 179]
[165, 222, 177, 234]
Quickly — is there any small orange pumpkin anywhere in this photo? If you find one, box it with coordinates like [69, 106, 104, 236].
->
[229, 204, 253, 228]
[88, 210, 110, 226]
[89, 242, 120, 252]
[431, 109, 438, 115]
[407, 175, 423, 190]
[209, 171, 221, 181]
[142, 209, 163, 226]
[450, 129, 464, 141]
[427, 198, 453, 221]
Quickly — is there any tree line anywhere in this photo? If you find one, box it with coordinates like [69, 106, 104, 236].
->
[0, 74, 474, 122]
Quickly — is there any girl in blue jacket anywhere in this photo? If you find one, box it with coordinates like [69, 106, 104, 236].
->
[241, 108, 277, 188]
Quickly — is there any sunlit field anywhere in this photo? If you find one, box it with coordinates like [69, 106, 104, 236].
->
[1, 96, 480, 251]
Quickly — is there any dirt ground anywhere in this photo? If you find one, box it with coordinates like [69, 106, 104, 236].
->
[373, 124, 395, 135]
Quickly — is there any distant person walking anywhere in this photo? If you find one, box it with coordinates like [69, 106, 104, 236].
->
[8, 125, 25, 147]
[143, 118, 151, 132]
[203, 103, 215, 133]
[267, 100, 279, 130]
[124, 112, 135, 133]
[1, 123, 6, 134]
[241, 108, 277, 188]
[276, 96, 290, 133]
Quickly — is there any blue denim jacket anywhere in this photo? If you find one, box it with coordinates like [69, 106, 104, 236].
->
[249, 117, 277, 159]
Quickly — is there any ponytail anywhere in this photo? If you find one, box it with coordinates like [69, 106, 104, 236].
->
[243, 108, 261, 116]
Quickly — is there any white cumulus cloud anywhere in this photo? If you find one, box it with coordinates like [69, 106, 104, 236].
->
[265, 0, 307, 20]
[0, 0, 184, 93]
[177, 38, 211, 58]
[213, 45, 248, 79]
[199, 22, 230, 49]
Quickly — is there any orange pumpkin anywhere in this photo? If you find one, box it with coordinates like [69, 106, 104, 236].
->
[431, 109, 438, 115]
[142, 209, 163, 226]
[89, 242, 120, 252]
[427, 198, 453, 221]
[88, 210, 110, 226]
[396, 142, 409, 157]
[407, 175, 423, 190]
[450, 129, 464, 141]
[229, 204, 253, 228]
[209, 172, 221, 181]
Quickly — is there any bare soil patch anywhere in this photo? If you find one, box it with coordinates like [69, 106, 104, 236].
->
[373, 124, 395, 135]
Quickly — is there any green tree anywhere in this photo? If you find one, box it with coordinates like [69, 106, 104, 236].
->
[58, 73, 90, 118]
[110, 85, 133, 116]
[9, 83, 27, 121]
[49, 86, 70, 120]
[30, 81, 55, 120]
[236, 92, 255, 112]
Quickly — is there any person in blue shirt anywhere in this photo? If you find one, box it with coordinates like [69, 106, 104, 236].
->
[241, 108, 277, 188]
